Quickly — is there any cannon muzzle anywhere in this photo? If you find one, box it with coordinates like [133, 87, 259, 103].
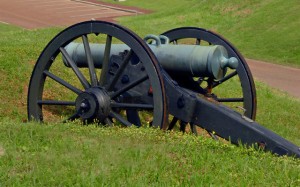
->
[64, 35, 238, 80]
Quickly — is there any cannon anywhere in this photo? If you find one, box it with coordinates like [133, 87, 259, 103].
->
[63, 37, 239, 80]
[28, 21, 300, 158]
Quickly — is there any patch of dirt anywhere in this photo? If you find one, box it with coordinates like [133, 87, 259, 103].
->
[234, 9, 252, 17]
[213, 4, 252, 17]
[0, 146, 5, 157]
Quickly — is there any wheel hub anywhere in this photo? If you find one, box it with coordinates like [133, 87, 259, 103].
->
[75, 87, 111, 121]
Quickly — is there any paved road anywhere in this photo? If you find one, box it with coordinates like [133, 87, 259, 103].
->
[0, 0, 143, 29]
[1, 0, 299, 99]
[246, 59, 300, 99]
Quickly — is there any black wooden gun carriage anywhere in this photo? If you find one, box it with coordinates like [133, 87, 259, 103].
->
[27, 21, 300, 158]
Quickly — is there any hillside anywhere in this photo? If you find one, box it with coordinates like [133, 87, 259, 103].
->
[0, 0, 300, 185]
[100, 0, 300, 67]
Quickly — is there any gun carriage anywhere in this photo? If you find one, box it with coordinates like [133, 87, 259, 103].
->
[27, 21, 300, 157]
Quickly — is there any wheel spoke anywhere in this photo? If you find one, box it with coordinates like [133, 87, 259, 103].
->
[212, 70, 238, 88]
[99, 35, 112, 86]
[60, 47, 90, 89]
[43, 70, 82, 94]
[217, 98, 244, 102]
[107, 50, 133, 91]
[63, 112, 80, 123]
[126, 109, 141, 127]
[109, 111, 132, 126]
[179, 121, 187, 132]
[104, 117, 113, 126]
[82, 35, 98, 86]
[111, 102, 154, 110]
[190, 123, 198, 135]
[37, 100, 75, 105]
[110, 74, 149, 99]
[196, 38, 201, 45]
[168, 117, 178, 130]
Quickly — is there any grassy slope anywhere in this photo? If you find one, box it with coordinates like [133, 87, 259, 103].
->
[0, 0, 300, 185]
[101, 0, 300, 67]
[0, 25, 300, 187]
[1, 122, 300, 186]
[0, 24, 61, 121]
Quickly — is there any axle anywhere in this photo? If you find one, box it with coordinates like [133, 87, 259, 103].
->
[63, 35, 238, 80]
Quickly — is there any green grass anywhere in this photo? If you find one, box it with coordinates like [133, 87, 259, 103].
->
[0, 24, 61, 121]
[1, 122, 299, 186]
[0, 23, 299, 185]
[100, 0, 300, 67]
[0, 0, 300, 185]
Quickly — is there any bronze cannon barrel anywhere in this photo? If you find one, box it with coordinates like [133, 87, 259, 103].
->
[64, 35, 238, 79]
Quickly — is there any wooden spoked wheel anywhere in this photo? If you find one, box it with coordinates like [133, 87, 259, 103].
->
[28, 21, 168, 128]
[162, 27, 256, 134]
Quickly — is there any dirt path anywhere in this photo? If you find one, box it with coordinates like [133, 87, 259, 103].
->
[1, 0, 299, 99]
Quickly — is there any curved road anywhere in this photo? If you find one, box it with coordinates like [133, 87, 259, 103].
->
[0, 0, 299, 99]
[246, 59, 300, 99]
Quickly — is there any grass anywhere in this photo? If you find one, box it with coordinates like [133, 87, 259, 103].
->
[0, 24, 61, 121]
[1, 23, 300, 186]
[0, 0, 300, 185]
[1, 122, 299, 186]
[100, 0, 300, 67]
